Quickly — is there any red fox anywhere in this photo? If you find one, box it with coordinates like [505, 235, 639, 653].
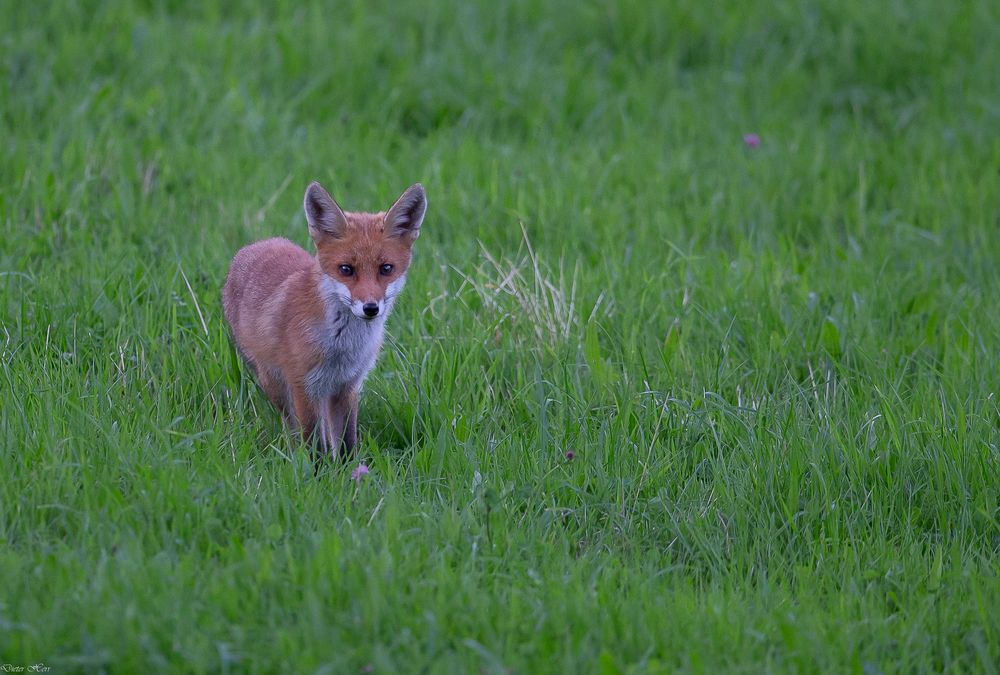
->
[222, 181, 426, 457]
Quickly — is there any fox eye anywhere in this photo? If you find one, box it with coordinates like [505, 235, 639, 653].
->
[339, 264, 354, 277]
[379, 263, 394, 276]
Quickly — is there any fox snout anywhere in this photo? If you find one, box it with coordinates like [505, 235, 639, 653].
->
[319, 277, 390, 320]
[347, 293, 385, 321]
[342, 279, 392, 320]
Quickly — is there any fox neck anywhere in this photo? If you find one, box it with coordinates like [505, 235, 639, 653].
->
[305, 271, 388, 400]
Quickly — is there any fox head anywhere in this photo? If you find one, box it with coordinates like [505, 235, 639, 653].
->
[304, 181, 426, 321]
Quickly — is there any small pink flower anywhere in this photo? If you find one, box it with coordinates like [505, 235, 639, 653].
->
[743, 133, 761, 148]
[565, 451, 576, 461]
[351, 463, 370, 482]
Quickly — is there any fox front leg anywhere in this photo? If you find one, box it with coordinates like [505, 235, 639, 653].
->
[310, 390, 358, 461]
[343, 398, 359, 457]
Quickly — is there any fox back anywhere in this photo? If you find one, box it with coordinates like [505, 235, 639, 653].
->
[222, 181, 427, 457]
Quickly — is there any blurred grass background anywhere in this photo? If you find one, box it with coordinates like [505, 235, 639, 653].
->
[2, 1, 999, 672]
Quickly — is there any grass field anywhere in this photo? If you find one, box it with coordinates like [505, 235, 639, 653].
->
[3, 0, 1000, 672]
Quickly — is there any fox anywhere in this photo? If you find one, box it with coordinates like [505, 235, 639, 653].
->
[222, 181, 427, 458]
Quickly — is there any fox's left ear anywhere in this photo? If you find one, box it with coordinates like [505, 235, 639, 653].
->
[384, 183, 427, 240]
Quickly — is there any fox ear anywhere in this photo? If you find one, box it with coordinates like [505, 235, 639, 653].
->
[304, 181, 348, 240]
[384, 183, 426, 240]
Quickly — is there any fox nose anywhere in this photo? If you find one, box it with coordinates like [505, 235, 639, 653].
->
[362, 302, 379, 318]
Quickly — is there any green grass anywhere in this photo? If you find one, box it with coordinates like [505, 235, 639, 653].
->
[2, 0, 1000, 672]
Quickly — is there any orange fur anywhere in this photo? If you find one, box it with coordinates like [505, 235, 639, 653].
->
[222, 182, 426, 458]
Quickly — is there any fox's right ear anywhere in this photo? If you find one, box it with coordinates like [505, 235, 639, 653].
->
[304, 181, 349, 240]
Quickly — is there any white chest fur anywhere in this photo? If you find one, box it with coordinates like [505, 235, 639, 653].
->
[304, 278, 388, 400]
